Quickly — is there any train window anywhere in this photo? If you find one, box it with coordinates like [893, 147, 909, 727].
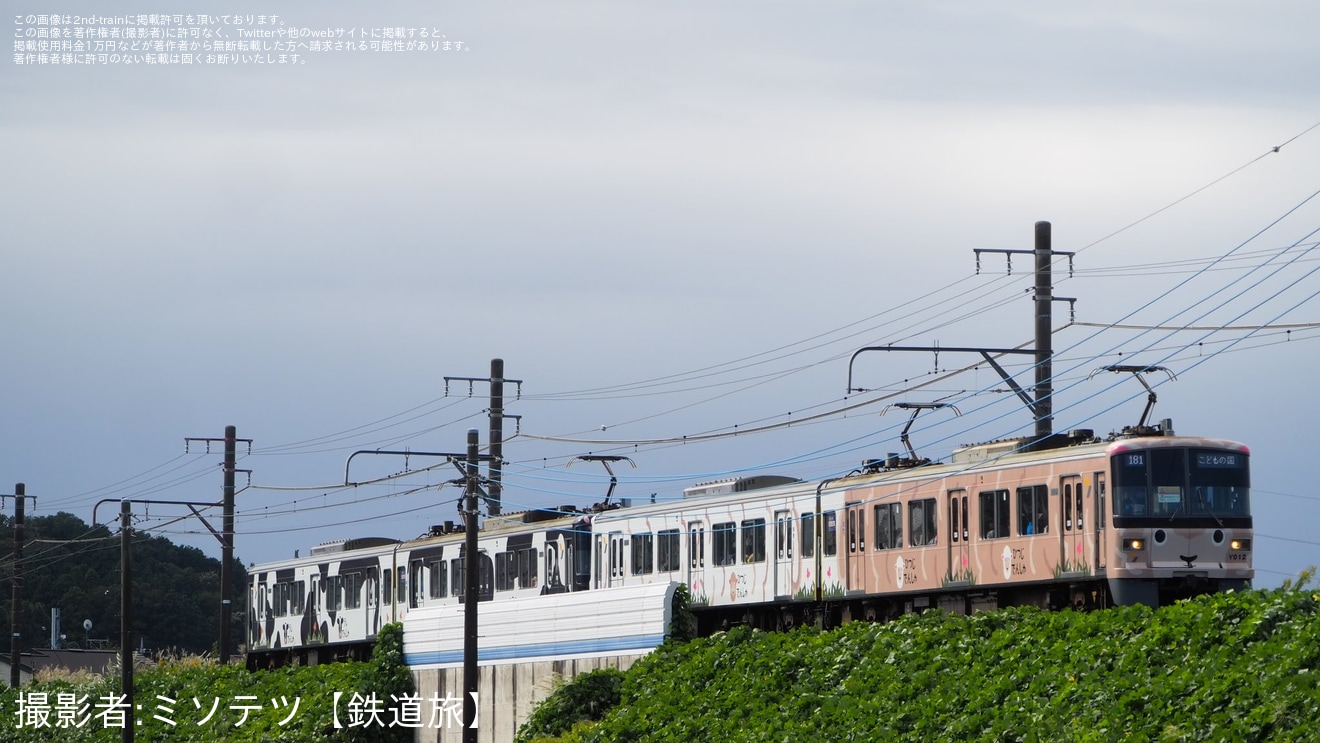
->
[823, 511, 838, 556]
[1076, 488, 1084, 530]
[979, 490, 1010, 540]
[1064, 482, 1073, 530]
[874, 503, 901, 550]
[961, 494, 969, 541]
[713, 522, 737, 566]
[1096, 474, 1106, 529]
[327, 575, 343, 612]
[429, 562, 447, 599]
[518, 548, 539, 588]
[383, 569, 392, 604]
[741, 519, 766, 563]
[410, 561, 423, 609]
[910, 498, 937, 546]
[346, 572, 364, 609]
[397, 570, 407, 605]
[847, 510, 856, 553]
[1017, 485, 1048, 536]
[950, 498, 959, 543]
[496, 552, 516, 591]
[632, 534, 655, 575]
[451, 560, 464, 598]
[801, 513, 814, 558]
[658, 529, 681, 572]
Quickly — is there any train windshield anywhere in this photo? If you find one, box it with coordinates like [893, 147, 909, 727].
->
[1112, 447, 1249, 519]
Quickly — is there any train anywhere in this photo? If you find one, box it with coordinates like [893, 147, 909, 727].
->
[245, 417, 1253, 668]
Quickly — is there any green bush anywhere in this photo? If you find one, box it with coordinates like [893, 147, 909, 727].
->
[567, 586, 1320, 743]
[515, 668, 625, 743]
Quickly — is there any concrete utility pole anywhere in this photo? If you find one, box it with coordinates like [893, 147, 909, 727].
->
[463, 428, 480, 743]
[849, 221, 1075, 446]
[6, 483, 33, 688]
[120, 499, 133, 743]
[445, 359, 522, 517]
[184, 426, 252, 665]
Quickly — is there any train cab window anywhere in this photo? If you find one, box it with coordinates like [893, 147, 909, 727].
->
[713, 522, 737, 566]
[823, 511, 838, 557]
[632, 534, 655, 575]
[741, 519, 766, 563]
[429, 561, 447, 599]
[910, 498, 937, 546]
[874, 503, 901, 550]
[451, 559, 464, 598]
[658, 529, 681, 572]
[1017, 485, 1048, 536]
[979, 490, 1010, 540]
[800, 513, 814, 558]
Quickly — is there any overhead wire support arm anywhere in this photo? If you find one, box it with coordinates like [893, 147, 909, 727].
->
[343, 449, 472, 486]
[847, 345, 1042, 417]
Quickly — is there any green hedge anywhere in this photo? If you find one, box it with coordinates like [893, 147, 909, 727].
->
[524, 586, 1320, 742]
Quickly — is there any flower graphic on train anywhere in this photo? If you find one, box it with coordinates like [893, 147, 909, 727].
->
[894, 555, 906, 589]
[1001, 546, 1013, 581]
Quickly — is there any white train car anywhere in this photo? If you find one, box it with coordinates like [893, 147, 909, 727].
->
[246, 509, 593, 667]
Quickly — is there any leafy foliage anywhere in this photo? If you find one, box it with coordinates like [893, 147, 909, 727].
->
[527, 586, 1320, 742]
[341, 622, 415, 743]
[515, 668, 626, 743]
[0, 512, 246, 656]
[0, 656, 370, 742]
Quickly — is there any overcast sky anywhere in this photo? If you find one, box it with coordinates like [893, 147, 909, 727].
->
[4, 1, 1319, 587]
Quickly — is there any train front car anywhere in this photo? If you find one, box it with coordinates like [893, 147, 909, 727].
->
[1107, 436, 1252, 606]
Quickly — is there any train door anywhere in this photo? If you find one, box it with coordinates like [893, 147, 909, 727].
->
[774, 510, 793, 597]
[947, 489, 970, 582]
[686, 521, 704, 591]
[1060, 475, 1085, 572]
[844, 502, 866, 593]
[608, 532, 625, 588]
[1093, 471, 1107, 571]
[254, 580, 267, 646]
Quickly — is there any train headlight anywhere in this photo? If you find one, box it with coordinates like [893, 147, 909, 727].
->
[1123, 538, 1144, 551]
[1230, 539, 1252, 551]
